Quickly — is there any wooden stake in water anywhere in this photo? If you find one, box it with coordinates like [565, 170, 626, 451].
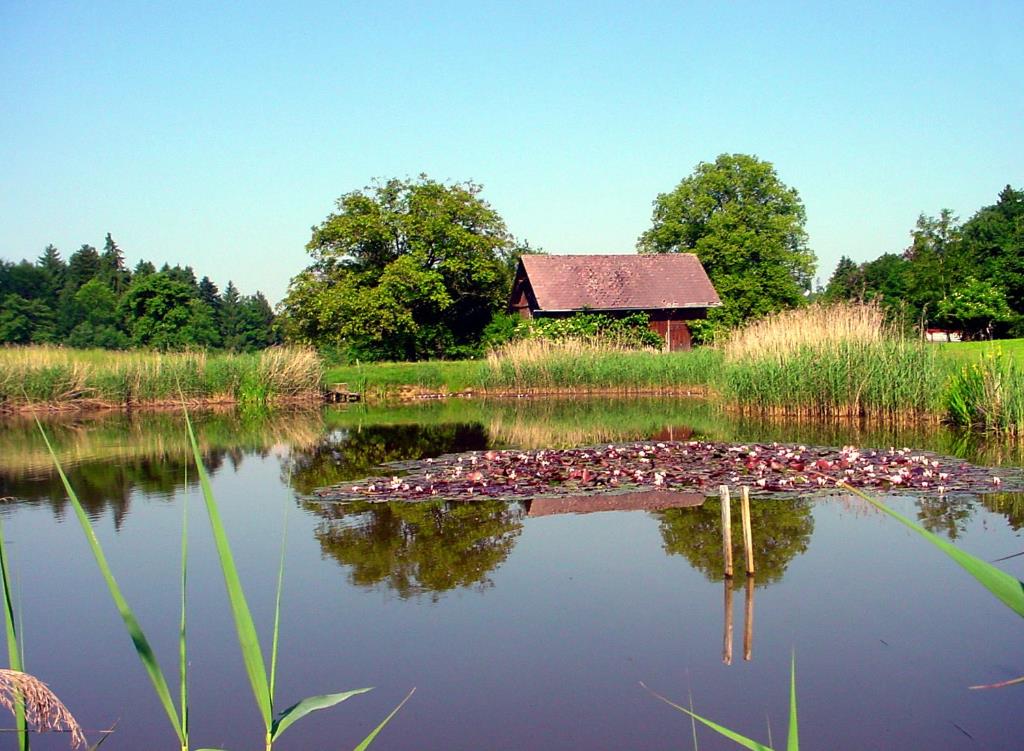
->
[719, 485, 733, 578]
[744, 575, 755, 662]
[723, 578, 734, 666]
[741, 486, 755, 575]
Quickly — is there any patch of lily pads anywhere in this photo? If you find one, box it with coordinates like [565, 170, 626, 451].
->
[311, 441, 1024, 504]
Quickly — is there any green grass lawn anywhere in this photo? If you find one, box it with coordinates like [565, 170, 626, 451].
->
[936, 338, 1024, 364]
[324, 359, 487, 397]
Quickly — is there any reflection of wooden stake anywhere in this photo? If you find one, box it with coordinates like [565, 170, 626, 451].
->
[744, 575, 755, 661]
[719, 485, 733, 578]
[741, 486, 755, 575]
[723, 578, 734, 665]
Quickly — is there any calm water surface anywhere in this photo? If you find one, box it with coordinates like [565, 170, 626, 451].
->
[1, 399, 1023, 750]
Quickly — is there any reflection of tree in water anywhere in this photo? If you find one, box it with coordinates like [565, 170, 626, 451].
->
[0, 451, 234, 527]
[656, 497, 814, 588]
[979, 492, 1024, 531]
[311, 499, 524, 600]
[0, 408, 322, 525]
[916, 494, 977, 540]
[287, 423, 489, 494]
[913, 492, 1024, 540]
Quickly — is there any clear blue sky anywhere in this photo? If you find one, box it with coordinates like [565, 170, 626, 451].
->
[2, 1, 1022, 304]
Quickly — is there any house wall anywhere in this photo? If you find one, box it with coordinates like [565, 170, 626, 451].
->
[648, 309, 705, 351]
[509, 287, 533, 319]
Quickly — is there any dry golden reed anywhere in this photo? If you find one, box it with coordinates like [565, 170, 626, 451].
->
[0, 345, 323, 409]
[486, 337, 646, 367]
[0, 668, 86, 748]
[722, 301, 889, 363]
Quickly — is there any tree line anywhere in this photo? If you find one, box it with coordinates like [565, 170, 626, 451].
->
[8, 164, 1021, 356]
[0, 234, 277, 350]
[822, 186, 1024, 339]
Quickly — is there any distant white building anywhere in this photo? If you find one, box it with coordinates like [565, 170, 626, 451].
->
[924, 328, 962, 342]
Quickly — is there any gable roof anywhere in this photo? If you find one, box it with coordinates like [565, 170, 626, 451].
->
[517, 254, 721, 312]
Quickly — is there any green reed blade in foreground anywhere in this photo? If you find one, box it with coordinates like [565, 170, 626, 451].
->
[36, 420, 185, 746]
[269, 505, 289, 705]
[787, 655, 798, 751]
[271, 688, 373, 740]
[641, 681, 773, 750]
[183, 410, 273, 731]
[840, 483, 1024, 619]
[352, 688, 417, 751]
[1, 521, 28, 751]
[180, 471, 190, 749]
[642, 655, 799, 751]
[841, 482, 1024, 689]
[183, 409, 383, 747]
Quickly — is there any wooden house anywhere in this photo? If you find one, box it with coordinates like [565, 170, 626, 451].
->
[508, 254, 721, 350]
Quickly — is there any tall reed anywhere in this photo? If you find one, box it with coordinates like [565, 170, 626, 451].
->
[482, 338, 717, 392]
[946, 350, 1024, 434]
[0, 346, 323, 409]
[0, 520, 27, 750]
[37, 420, 189, 748]
[718, 303, 948, 420]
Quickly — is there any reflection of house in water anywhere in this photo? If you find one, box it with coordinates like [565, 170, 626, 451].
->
[526, 489, 704, 517]
[649, 425, 695, 443]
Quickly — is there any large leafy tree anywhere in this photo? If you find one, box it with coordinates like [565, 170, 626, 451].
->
[902, 210, 965, 322]
[637, 153, 816, 340]
[118, 272, 219, 349]
[958, 186, 1024, 313]
[281, 175, 515, 360]
[936, 277, 1014, 340]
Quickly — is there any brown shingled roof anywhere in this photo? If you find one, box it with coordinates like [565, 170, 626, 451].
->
[519, 254, 721, 311]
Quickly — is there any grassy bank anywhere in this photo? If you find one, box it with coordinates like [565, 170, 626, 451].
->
[0, 346, 323, 410]
[325, 341, 716, 398]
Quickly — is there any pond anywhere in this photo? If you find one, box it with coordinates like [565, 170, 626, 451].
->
[1, 398, 1023, 750]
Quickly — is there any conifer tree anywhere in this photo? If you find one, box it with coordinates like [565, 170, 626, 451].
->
[66, 244, 101, 292]
[99, 233, 131, 294]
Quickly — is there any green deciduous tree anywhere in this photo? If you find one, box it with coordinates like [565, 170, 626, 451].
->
[637, 153, 816, 341]
[281, 175, 515, 360]
[65, 279, 130, 349]
[118, 272, 218, 349]
[958, 186, 1024, 314]
[0, 260, 50, 302]
[901, 210, 965, 323]
[937, 277, 1014, 340]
